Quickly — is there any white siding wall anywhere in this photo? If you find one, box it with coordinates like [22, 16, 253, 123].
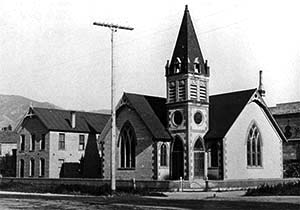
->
[48, 132, 88, 178]
[224, 102, 283, 180]
[0, 143, 17, 157]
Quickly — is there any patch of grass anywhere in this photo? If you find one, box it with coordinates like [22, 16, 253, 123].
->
[0, 181, 166, 197]
[0, 181, 111, 196]
[245, 181, 300, 196]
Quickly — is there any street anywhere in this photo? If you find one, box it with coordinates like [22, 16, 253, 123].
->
[0, 191, 299, 210]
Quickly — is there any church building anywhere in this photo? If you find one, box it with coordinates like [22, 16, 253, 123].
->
[100, 6, 286, 181]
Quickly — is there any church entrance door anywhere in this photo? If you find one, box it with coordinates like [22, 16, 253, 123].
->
[171, 136, 184, 180]
[194, 138, 205, 179]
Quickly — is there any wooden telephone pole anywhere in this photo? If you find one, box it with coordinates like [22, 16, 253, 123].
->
[93, 22, 133, 192]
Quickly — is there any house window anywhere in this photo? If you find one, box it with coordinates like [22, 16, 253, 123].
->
[30, 134, 35, 151]
[29, 159, 35, 177]
[39, 158, 45, 177]
[79, 135, 85, 151]
[40, 134, 46, 150]
[119, 122, 136, 169]
[160, 143, 167, 167]
[247, 124, 262, 167]
[58, 133, 65, 150]
[20, 135, 25, 151]
[19, 159, 24, 178]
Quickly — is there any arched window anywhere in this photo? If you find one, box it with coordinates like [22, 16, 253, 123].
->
[194, 138, 205, 178]
[39, 158, 45, 177]
[19, 159, 24, 178]
[174, 57, 181, 73]
[247, 124, 262, 167]
[119, 123, 136, 169]
[29, 158, 35, 177]
[160, 143, 167, 166]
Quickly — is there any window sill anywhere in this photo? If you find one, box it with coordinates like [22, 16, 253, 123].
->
[247, 166, 263, 169]
[160, 166, 168, 168]
[118, 168, 135, 171]
[208, 167, 219, 169]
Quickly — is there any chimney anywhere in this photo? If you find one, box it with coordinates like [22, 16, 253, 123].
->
[71, 111, 76, 128]
[258, 70, 266, 97]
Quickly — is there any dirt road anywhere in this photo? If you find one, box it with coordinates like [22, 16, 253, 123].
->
[0, 191, 299, 210]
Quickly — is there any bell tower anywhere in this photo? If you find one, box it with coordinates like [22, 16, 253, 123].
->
[165, 5, 210, 180]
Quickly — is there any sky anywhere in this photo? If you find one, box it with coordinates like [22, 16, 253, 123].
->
[1, 0, 300, 111]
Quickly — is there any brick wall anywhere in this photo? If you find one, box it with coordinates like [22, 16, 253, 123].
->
[102, 106, 156, 180]
[17, 116, 96, 178]
[17, 117, 49, 178]
[48, 132, 88, 178]
[271, 112, 300, 161]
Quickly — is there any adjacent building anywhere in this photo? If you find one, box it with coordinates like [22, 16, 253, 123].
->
[0, 131, 18, 177]
[15, 107, 110, 178]
[270, 102, 300, 161]
[99, 6, 286, 182]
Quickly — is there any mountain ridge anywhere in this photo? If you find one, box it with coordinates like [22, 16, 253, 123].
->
[0, 94, 61, 129]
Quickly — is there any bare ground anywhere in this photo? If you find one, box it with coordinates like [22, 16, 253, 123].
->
[0, 190, 299, 210]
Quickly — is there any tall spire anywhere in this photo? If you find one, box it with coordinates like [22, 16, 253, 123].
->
[166, 5, 209, 76]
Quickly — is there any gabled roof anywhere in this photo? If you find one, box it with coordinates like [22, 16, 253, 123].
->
[204, 88, 286, 142]
[117, 88, 286, 143]
[20, 107, 110, 133]
[120, 93, 171, 140]
[0, 131, 18, 144]
[204, 89, 257, 140]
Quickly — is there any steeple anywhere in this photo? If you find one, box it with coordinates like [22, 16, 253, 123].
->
[166, 5, 209, 76]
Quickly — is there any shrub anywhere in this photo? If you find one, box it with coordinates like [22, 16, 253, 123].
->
[245, 181, 300, 196]
[283, 160, 300, 178]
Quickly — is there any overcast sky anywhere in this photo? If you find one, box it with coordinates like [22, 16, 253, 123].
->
[1, 0, 300, 110]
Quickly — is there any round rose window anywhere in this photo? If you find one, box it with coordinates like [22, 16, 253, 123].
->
[173, 111, 183, 126]
[194, 111, 203, 124]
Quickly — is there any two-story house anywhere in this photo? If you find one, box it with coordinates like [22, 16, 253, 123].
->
[15, 107, 110, 178]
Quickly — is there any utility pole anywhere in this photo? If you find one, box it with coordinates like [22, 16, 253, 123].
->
[93, 22, 133, 192]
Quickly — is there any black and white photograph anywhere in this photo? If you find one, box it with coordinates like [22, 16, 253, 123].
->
[0, 0, 299, 209]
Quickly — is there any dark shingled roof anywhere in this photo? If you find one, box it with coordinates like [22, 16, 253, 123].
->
[123, 93, 171, 140]
[204, 89, 257, 140]
[118, 88, 286, 142]
[0, 131, 18, 144]
[29, 107, 110, 133]
[168, 5, 208, 76]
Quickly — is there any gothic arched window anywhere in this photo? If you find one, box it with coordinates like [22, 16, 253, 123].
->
[39, 158, 45, 177]
[247, 123, 262, 167]
[29, 158, 35, 177]
[119, 122, 136, 169]
[160, 143, 167, 166]
[174, 57, 182, 73]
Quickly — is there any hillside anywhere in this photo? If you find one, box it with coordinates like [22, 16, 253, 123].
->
[0, 94, 61, 129]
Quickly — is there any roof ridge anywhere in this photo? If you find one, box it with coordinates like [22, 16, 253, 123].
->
[124, 92, 166, 99]
[33, 107, 110, 116]
[210, 88, 257, 97]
